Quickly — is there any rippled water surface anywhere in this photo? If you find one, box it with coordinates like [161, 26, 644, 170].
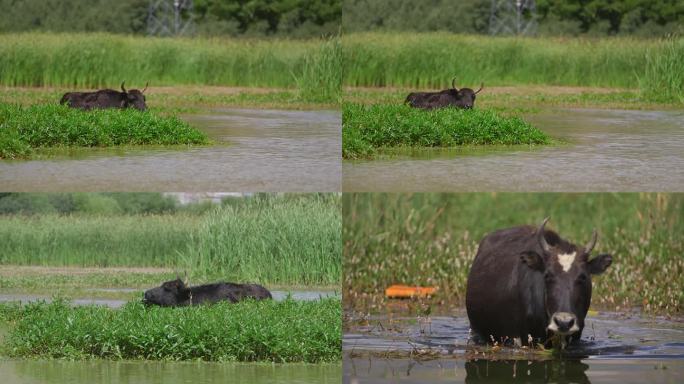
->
[0, 360, 341, 384]
[343, 109, 684, 192]
[0, 109, 341, 191]
[344, 310, 684, 383]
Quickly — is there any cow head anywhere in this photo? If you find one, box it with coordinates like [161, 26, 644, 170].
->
[143, 276, 191, 307]
[520, 218, 612, 341]
[448, 78, 483, 109]
[121, 81, 148, 111]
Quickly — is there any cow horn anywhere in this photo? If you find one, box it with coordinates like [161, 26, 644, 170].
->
[537, 217, 551, 252]
[475, 83, 484, 94]
[142, 82, 149, 94]
[121, 81, 127, 93]
[183, 271, 189, 287]
[451, 77, 458, 90]
[585, 229, 598, 254]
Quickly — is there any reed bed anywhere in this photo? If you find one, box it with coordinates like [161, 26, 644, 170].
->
[342, 33, 684, 102]
[0, 103, 208, 159]
[0, 195, 341, 286]
[343, 104, 550, 159]
[1, 298, 341, 362]
[0, 33, 340, 102]
[344, 193, 683, 314]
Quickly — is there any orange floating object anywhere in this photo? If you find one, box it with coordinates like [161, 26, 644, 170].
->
[385, 284, 437, 298]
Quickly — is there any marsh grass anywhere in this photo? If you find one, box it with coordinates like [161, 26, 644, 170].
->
[0, 33, 341, 103]
[186, 195, 341, 286]
[342, 104, 550, 159]
[640, 38, 684, 103]
[0, 195, 341, 287]
[0, 103, 208, 159]
[343, 193, 683, 315]
[1, 298, 341, 362]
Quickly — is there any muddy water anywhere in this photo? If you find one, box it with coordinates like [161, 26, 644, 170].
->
[0, 109, 341, 192]
[0, 360, 341, 384]
[0, 290, 339, 308]
[343, 109, 684, 192]
[344, 311, 684, 383]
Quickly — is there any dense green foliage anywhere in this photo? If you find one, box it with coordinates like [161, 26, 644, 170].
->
[343, 0, 684, 37]
[344, 193, 683, 314]
[0, 33, 340, 95]
[343, 104, 550, 159]
[0, 194, 341, 286]
[2, 298, 341, 362]
[343, 33, 655, 88]
[0, 103, 208, 159]
[0, 0, 341, 38]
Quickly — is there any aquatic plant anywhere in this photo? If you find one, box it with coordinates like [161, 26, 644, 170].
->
[0, 194, 341, 287]
[342, 32, 677, 90]
[342, 103, 550, 159]
[640, 38, 684, 103]
[0, 103, 208, 159]
[1, 298, 341, 362]
[344, 193, 683, 315]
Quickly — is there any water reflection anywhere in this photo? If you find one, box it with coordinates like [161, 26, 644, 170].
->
[464, 359, 589, 384]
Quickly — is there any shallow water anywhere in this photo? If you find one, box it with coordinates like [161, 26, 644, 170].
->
[0, 290, 339, 308]
[0, 109, 341, 192]
[344, 310, 684, 383]
[343, 108, 684, 192]
[0, 360, 341, 384]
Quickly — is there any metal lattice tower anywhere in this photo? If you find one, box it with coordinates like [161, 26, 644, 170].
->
[147, 0, 195, 36]
[489, 0, 537, 36]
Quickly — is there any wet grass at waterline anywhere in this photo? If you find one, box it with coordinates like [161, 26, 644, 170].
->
[343, 33, 684, 102]
[0, 195, 341, 287]
[342, 104, 551, 159]
[343, 193, 683, 315]
[0, 298, 341, 362]
[0, 103, 208, 159]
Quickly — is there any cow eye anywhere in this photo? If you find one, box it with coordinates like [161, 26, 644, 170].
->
[544, 272, 554, 282]
[576, 274, 588, 284]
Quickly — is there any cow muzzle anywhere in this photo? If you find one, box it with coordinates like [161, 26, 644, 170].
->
[547, 312, 580, 335]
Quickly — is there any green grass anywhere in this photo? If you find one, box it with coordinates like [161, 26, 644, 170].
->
[0, 103, 209, 159]
[343, 33, 684, 102]
[343, 103, 551, 159]
[1, 298, 341, 362]
[344, 193, 683, 315]
[0, 33, 340, 103]
[0, 195, 341, 287]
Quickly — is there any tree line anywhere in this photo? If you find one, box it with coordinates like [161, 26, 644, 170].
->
[0, 0, 341, 37]
[343, 0, 684, 37]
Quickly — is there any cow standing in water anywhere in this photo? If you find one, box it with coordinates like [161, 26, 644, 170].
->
[466, 218, 612, 348]
[60, 81, 148, 111]
[143, 278, 272, 307]
[405, 78, 483, 110]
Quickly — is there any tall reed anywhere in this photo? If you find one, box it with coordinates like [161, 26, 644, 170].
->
[344, 193, 683, 313]
[639, 37, 684, 102]
[342, 32, 676, 89]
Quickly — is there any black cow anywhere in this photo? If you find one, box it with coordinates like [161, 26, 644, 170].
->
[60, 81, 148, 111]
[143, 278, 272, 307]
[405, 78, 483, 110]
[465, 218, 612, 348]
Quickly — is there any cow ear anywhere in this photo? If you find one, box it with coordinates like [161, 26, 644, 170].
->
[520, 251, 545, 271]
[588, 253, 612, 275]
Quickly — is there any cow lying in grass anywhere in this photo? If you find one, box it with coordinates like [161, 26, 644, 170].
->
[143, 278, 272, 307]
[60, 81, 148, 111]
[405, 78, 483, 110]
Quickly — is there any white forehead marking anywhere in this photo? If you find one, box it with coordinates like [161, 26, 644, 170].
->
[557, 252, 576, 272]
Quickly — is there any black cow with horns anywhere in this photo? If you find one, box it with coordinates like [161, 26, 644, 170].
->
[405, 78, 483, 110]
[466, 218, 612, 348]
[60, 81, 148, 111]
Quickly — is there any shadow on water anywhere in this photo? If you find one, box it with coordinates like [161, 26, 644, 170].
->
[343, 108, 684, 192]
[0, 108, 341, 192]
[0, 360, 341, 384]
[343, 309, 684, 383]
